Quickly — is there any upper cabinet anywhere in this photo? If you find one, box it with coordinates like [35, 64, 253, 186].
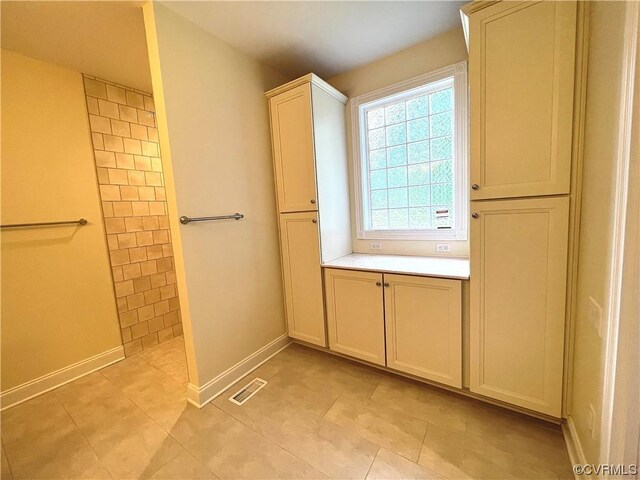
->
[464, 1, 577, 200]
[269, 84, 318, 213]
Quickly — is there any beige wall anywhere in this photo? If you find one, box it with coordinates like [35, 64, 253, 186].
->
[329, 27, 469, 258]
[143, 3, 288, 387]
[83, 75, 183, 355]
[569, 1, 628, 463]
[1, 50, 122, 390]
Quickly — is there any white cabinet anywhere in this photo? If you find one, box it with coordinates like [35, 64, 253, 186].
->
[279, 212, 325, 346]
[324, 268, 462, 384]
[469, 196, 569, 416]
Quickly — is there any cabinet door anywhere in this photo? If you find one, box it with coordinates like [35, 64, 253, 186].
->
[470, 196, 569, 416]
[324, 268, 385, 366]
[269, 84, 318, 213]
[279, 212, 325, 346]
[468, 1, 576, 200]
[385, 274, 462, 388]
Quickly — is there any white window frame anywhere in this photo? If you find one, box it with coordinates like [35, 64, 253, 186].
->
[351, 61, 468, 241]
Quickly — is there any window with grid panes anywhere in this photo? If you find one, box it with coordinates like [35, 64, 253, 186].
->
[353, 64, 467, 241]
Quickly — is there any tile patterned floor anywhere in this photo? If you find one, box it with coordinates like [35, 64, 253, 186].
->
[1, 339, 573, 479]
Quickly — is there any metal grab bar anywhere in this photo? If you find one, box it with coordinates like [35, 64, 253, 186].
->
[1, 218, 88, 229]
[179, 213, 244, 225]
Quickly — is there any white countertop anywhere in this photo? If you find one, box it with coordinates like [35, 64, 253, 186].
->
[322, 253, 470, 280]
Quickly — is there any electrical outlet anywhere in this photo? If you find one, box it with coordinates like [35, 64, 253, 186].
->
[588, 296, 603, 337]
[370, 242, 382, 250]
[436, 243, 452, 253]
[587, 404, 596, 439]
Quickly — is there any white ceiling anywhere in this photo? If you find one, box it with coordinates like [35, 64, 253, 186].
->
[160, 1, 466, 79]
[1, 1, 152, 91]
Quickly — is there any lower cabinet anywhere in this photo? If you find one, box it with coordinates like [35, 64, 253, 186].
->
[279, 212, 326, 347]
[324, 268, 462, 384]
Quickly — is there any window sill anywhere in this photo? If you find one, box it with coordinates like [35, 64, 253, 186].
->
[322, 253, 470, 280]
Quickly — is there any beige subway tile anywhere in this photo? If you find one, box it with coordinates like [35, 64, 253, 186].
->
[137, 305, 154, 322]
[133, 275, 151, 293]
[103, 134, 124, 153]
[120, 185, 139, 201]
[128, 170, 145, 186]
[114, 280, 134, 298]
[119, 104, 137, 123]
[137, 109, 155, 127]
[131, 201, 149, 216]
[136, 230, 154, 246]
[131, 321, 149, 340]
[89, 114, 111, 134]
[145, 172, 163, 187]
[162, 244, 174, 258]
[148, 316, 164, 333]
[163, 311, 179, 327]
[108, 168, 129, 185]
[144, 288, 161, 305]
[84, 78, 107, 99]
[123, 138, 142, 155]
[121, 327, 132, 343]
[141, 332, 159, 349]
[98, 99, 120, 119]
[106, 234, 119, 251]
[141, 141, 158, 157]
[144, 96, 155, 112]
[172, 323, 183, 337]
[110, 249, 130, 266]
[100, 184, 121, 201]
[124, 216, 143, 232]
[134, 155, 152, 171]
[86, 96, 99, 115]
[111, 119, 131, 137]
[151, 157, 163, 172]
[160, 284, 176, 300]
[130, 123, 148, 140]
[159, 326, 174, 343]
[142, 216, 159, 231]
[112, 201, 133, 217]
[140, 260, 158, 276]
[115, 153, 135, 170]
[138, 186, 155, 201]
[154, 300, 170, 317]
[122, 263, 142, 280]
[123, 339, 142, 356]
[106, 84, 127, 104]
[153, 229, 169, 244]
[150, 272, 167, 289]
[129, 246, 147, 263]
[158, 216, 169, 229]
[102, 202, 114, 218]
[120, 310, 138, 327]
[146, 245, 163, 260]
[148, 201, 165, 215]
[117, 297, 128, 314]
[157, 257, 173, 273]
[127, 292, 145, 310]
[95, 150, 116, 168]
[147, 127, 158, 142]
[126, 90, 144, 109]
[112, 266, 124, 283]
[92, 132, 104, 150]
[117, 232, 137, 249]
[154, 187, 166, 200]
[169, 296, 180, 311]
[104, 217, 125, 233]
[96, 167, 109, 184]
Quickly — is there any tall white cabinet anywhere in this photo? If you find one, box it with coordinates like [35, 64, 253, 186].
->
[266, 75, 351, 347]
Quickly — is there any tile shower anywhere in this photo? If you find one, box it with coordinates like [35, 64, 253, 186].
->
[83, 75, 182, 355]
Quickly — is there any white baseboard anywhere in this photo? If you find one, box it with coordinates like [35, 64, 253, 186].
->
[563, 416, 591, 479]
[187, 334, 291, 408]
[1, 346, 125, 411]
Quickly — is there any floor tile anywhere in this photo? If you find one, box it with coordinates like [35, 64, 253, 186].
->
[2, 442, 14, 480]
[367, 448, 443, 479]
[324, 391, 428, 462]
[149, 449, 217, 479]
[304, 355, 384, 399]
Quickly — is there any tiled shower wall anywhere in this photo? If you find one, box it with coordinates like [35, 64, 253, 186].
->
[83, 75, 182, 356]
